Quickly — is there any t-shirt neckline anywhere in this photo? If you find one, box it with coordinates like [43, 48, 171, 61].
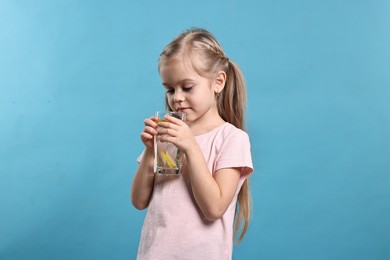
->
[194, 122, 230, 138]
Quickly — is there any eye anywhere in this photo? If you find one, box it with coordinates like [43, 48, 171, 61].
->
[165, 88, 174, 95]
[182, 86, 193, 92]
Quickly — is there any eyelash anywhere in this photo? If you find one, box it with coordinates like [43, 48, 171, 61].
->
[166, 86, 193, 95]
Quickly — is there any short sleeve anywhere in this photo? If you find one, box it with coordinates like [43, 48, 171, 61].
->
[214, 129, 254, 177]
[136, 150, 145, 164]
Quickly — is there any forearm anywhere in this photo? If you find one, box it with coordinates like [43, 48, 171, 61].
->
[131, 147, 155, 210]
[185, 145, 226, 220]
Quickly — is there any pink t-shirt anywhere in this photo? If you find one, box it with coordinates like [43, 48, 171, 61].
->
[136, 122, 253, 260]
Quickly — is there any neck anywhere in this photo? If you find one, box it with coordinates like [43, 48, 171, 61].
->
[188, 111, 225, 136]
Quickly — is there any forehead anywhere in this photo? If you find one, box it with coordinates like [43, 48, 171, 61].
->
[160, 50, 210, 73]
[159, 58, 200, 83]
[160, 59, 210, 87]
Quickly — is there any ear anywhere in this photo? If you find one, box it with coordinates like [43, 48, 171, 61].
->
[213, 71, 227, 94]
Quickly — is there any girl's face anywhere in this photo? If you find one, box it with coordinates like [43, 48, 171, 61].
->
[159, 58, 222, 128]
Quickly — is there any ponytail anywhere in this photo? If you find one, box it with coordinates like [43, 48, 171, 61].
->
[235, 178, 251, 243]
[217, 59, 246, 130]
[218, 59, 251, 243]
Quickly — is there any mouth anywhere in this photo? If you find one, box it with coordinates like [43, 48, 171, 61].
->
[176, 107, 188, 113]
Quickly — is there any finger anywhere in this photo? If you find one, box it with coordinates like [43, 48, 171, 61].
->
[159, 134, 173, 143]
[140, 132, 153, 142]
[158, 127, 176, 137]
[157, 121, 179, 130]
[144, 126, 158, 136]
[165, 115, 185, 125]
[144, 118, 158, 128]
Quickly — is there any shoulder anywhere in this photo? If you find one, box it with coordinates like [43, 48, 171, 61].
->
[218, 123, 250, 144]
[214, 123, 254, 176]
[213, 123, 252, 156]
[195, 122, 251, 152]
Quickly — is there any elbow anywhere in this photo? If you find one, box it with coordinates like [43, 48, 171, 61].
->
[132, 200, 147, 210]
[131, 195, 149, 210]
[202, 207, 226, 221]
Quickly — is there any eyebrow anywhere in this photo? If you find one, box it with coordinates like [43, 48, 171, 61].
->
[162, 79, 195, 88]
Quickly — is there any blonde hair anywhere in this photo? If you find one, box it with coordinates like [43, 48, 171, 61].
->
[158, 28, 252, 243]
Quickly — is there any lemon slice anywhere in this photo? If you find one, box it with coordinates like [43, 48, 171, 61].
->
[160, 151, 176, 168]
[164, 151, 177, 168]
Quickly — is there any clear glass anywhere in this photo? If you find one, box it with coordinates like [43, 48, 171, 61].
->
[154, 111, 186, 174]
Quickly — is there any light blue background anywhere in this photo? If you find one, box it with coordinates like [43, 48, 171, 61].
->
[1, 0, 389, 259]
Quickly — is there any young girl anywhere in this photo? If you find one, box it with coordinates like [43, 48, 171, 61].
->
[131, 28, 253, 260]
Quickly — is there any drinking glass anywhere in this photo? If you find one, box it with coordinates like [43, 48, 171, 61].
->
[154, 111, 186, 174]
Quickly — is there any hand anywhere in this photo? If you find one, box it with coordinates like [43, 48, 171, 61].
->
[157, 115, 195, 153]
[140, 116, 158, 149]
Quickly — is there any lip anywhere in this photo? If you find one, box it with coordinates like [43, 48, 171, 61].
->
[176, 107, 188, 112]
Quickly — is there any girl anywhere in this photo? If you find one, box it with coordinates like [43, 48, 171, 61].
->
[131, 28, 253, 260]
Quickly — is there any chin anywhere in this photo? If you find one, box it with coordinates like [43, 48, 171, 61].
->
[183, 115, 192, 124]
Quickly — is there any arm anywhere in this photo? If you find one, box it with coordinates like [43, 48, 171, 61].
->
[185, 144, 241, 220]
[157, 116, 241, 220]
[131, 147, 155, 210]
[131, 117, 158, 210]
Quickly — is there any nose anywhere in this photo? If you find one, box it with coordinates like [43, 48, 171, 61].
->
[173, 90, 184, 103]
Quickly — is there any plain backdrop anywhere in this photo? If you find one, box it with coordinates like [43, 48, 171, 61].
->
[0, 0, 389, 259]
